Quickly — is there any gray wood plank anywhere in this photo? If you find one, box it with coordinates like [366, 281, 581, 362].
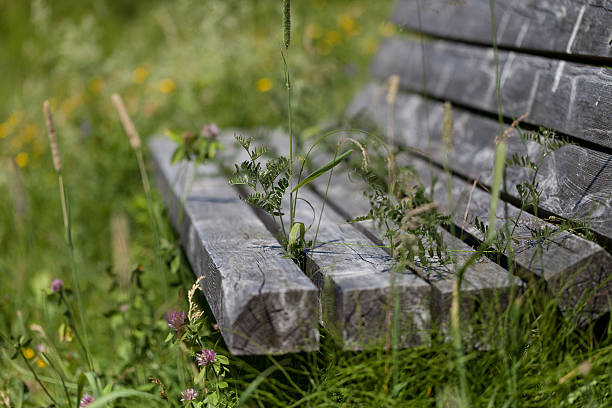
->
[228, 131, 431, 349]
[263, 130, 520, 339]
[348, 83, 612, 243]
[149, 137, 319, 355]
[371, 37, 612, 149]
[392, 0, 612, 62]
[347, 86, 612, 321]
[402, 154, 612, 323]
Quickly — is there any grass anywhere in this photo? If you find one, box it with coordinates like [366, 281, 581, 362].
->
[1, 0, 612, 407]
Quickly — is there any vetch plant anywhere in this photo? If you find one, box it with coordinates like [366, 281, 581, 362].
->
[229, 1, 354, 261]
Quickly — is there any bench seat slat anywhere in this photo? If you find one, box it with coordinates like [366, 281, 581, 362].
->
[149, 137, 319, 355]
[371, 37, 612, 149]
[403, 154, 612, 322]
[227, 131, 432, 349]
[347, 87, 612, 321]
[349, 83, 612, 243]
[312, 170, 519, 333]
[265, 131, 519, 338]
[392, 0, 612, 62]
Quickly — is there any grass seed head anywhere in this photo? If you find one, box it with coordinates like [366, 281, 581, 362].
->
[43, 100, 62, 173]
[111, 93, 141, 150]
[283, 0, 291, 49]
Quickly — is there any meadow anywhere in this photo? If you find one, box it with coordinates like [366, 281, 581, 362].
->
[1, 0, 611, 407]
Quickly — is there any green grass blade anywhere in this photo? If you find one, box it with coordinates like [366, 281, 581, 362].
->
[85, 390, 163, 408]
[291, 149, 352, 193]
[487, 141, 507, 242]
[238, 365, 280, 406]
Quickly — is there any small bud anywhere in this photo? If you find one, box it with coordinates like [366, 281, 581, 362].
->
[182, 131, 195, 145]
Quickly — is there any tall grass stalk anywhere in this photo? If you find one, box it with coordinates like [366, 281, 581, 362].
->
[111, 93, 167, 296]
[43, 100, 94, 373]
[282, 0, 295, 234]
[443, 101, 470, 407]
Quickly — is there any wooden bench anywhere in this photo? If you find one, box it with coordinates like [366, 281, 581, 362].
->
[150, 0, 612, 354]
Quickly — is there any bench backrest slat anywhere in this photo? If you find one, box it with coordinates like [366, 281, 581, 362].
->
[392, 0, 612, 62]
[349, 84, 612, 243]
[372, 37, 612, 149]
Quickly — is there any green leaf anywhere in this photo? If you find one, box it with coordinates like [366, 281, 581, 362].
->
[84, 389, 164, 408]
[288, 222, 305, 250]
[238, 365, 279, 406]
[170, 146, 185, 164]
[77, 373, 87, 408]
[165, 129, 183, 143]
[291, 149, 352, 193]
[216, 355, 229, 365]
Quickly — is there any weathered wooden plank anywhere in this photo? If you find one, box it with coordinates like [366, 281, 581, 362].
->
[149, 137, 319, 355]
[402, 154, 612, 323]
[348, 83, 612, 243]
[294, 187, 431, 349]
[264, 130, 519, 338]
[371, 37, 612, 149]
[392, 0, 612, 62]
[226, 130, 431, 349]
[346, 86, 612, 320]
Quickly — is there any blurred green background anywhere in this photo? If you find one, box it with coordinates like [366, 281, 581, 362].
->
[0, 0, 394, 400]
[0, 0, 394, 300]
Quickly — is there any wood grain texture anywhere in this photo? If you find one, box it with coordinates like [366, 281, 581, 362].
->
[228, 131, 431, 349]
[392, 0, 612, 62]
[264, 130, 519, 339]
[149, 137, 319, 355]
[403, 154, 612, 322]
[392, 0, 612, 61]
[347, 85, 612, 320]
[371, 37, 612, 149]
[348, 83, 612, 243]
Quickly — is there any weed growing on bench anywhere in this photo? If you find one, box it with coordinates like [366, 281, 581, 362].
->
[357, 160, 450, 274]
[229, 1, 355, 262]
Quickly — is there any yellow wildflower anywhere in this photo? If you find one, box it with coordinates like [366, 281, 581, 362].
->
[256, 78, 272, 93]
[158, 79, 176, 94]
[15, 152, 29, 168]
[8, 110, 23, 127]
[58, 323, 73, 343]
[132, 67, 149, 84]
[36, 358, 46, 368]
[338, 14, 361, 36]
[379, 21, 397, 37]
[88, 77, 105, 94]
[22, 124, 37, 143]
[0, 122, 9, 139]
[324, 30, 342, 46]
[23, 348, 35, 359]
